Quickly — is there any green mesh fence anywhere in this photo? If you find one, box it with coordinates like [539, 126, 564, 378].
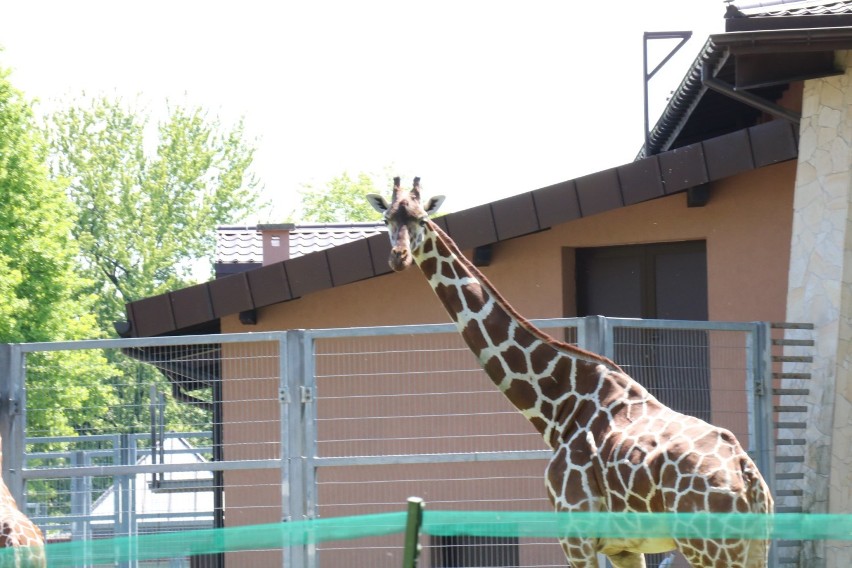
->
[10, 512, 852, 566]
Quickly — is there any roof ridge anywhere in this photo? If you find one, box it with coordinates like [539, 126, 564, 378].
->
[217, 221, 385, 231]
[733, 0, 852, 16]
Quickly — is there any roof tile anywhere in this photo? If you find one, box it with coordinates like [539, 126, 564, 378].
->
[247, 263, 291, 307]
[285, 252, 333, 298]
[443, 205, 498, 250]
[491, 193, 540, 240]
[130, 293, 175, 337]
[658, 143, 709, 194]
[289, 222, 385, 258]
[367, 234, 393, 276]
[736, 0, 852, 17]
[703, 129, 755, 181]
[575, 168, 623, 217]
[216, 222, 384, 266]
[216, 227, 262, 264]
[617, 156, 666, 205]
[532, 180, 581, 228]
[749, 119, 799, 167]
[326, 238, 375, 287]
[208, 273, 254, 317]
[170, 283, 214, 330]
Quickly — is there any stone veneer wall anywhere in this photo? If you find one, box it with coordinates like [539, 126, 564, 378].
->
[785, 50, 852, 568]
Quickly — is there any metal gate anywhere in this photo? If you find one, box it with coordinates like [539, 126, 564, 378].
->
[0, 317, 786, 567]
[301, 317, 776, 568]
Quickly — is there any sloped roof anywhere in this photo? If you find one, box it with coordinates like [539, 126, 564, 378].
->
[732, 0, 852, 17]
[125, 119, 798, 338]
[641, 0, 852, 157]
[216, 222, 386, 266]
[725, 0, 852, 28]
[216, 226, 263, 264]
[290, 222, 386, 258]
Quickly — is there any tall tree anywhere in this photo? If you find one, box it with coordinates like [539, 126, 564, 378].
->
[298, 171, 384, 222]
[45, 98, 263, 436]
[0, 66, 116, 438]
[45, 98, 262, 333]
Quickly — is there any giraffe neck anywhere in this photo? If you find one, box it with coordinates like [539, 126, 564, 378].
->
[413, 222, 620, 447]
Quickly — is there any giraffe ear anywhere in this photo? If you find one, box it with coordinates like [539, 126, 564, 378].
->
[365, 193, 389, 214]
[424, 195, 445, 216]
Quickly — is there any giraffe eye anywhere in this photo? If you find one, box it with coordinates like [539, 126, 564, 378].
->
[418, 217, 427, 227]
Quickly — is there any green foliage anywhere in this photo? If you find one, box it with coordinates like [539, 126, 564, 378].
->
[45, 97, 262, 332]
[0, 66, 117, 438]
[298, 171, 383, 222]
[1, 79, 259, 446]
[40, 97, 261, 439]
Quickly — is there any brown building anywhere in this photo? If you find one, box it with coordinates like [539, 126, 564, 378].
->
[124, 3, 852, 567]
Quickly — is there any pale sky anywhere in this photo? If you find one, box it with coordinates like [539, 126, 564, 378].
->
[0, 0, 725, 222]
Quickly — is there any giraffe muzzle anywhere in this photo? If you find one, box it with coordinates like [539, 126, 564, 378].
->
[389, 246, 413, 271]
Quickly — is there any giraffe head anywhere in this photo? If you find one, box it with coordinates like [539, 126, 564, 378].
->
[366, 176, 445, 272]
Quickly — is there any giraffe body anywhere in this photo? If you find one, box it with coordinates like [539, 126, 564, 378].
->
[0, 442, 45, 567]
[367, 178, 772, 567]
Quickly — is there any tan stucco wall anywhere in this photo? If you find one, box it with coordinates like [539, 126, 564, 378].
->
[545, 161, 794, 323]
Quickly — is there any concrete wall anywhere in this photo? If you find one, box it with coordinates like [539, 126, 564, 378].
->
[784, 50, 852, 568]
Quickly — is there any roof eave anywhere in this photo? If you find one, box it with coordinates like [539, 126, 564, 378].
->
[122, 120, 800, 338]
[726, 13, 852, 32]
[640, 25, 852, 158]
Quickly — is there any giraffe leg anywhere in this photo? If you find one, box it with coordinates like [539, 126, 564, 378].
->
[559, 537, 602, 567]
[607, 551, 646, 568]
[744, 538, 770, 568]
[677, 538, 751, 567]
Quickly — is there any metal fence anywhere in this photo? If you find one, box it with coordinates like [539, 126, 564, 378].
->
[0, 317, 782, 567]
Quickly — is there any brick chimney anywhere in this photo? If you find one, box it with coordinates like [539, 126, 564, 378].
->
[257, 223, 295, 265]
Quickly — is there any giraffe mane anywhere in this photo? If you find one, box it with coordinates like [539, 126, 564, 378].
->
[425, 220, 624, 372]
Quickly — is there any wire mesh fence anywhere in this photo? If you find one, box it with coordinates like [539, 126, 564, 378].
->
[5, 334, 288, 567]
[310, 327, 571, 567]
[0, 317, 785, 567]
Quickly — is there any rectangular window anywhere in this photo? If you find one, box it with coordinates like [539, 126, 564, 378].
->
[430, 535, 520, 567]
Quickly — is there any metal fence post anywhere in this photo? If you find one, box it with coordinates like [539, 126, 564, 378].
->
[402, 497, 424, 568]
[117, 432, 134, 568]
[70, 450, 89, 542]
[284, 330, 309, 568]
[302, 331, 319, 568]
[579, 316, 610, 358]
[748, 323, 776, 494]
[0, 344, 27, 507]
[279, 332, 293, 568]
[750, 322, 778, 568]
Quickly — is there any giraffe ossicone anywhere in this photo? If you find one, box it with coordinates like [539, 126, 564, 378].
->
[367, 177, 773, 568]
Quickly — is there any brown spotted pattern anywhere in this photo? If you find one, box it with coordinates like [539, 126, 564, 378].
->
[0, 441, 45, 567]
[367, 179, 773, 568]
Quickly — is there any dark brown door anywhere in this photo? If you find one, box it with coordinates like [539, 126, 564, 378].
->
[576, 241, 708, 321]
[575, 241, 711, 421]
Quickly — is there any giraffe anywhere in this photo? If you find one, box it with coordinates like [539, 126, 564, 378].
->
[0, 438, 45, 567]
[366, 178, 773, 568]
